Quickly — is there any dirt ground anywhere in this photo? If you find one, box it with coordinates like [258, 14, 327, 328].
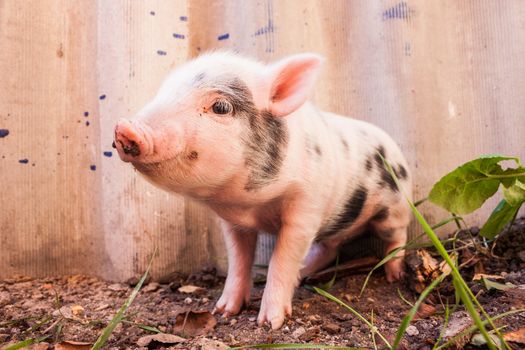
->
[1, 219, 524, 350]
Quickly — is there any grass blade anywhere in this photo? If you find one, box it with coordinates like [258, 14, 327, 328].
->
[435, 308, 525, 350]
[91, 248, 157, 350]
[313, 287, 391, 348]
[391, 273, 447, 349]
[432, 302, 451, 350]
[3, 335, 50, 350]
[380, 155, 500, 350]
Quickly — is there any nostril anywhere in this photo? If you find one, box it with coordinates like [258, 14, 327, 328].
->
[112, 141, 116, 149]
[120, 139, 141, 156]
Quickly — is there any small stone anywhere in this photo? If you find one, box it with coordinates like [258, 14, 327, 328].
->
[184, 297, 193, 304]
[248, 316, 256, 322]
[0, 291, 12, 307]
[229, 318, 237, 325]
[71, 305, 85, 316]
[202, 297, 209, 303]
[108, 283, 127, 291]
[143, 282, 160, 293]
[406, 325, 419, 336]
[344, 294, 356, 303]
[282, 326, 290, 333]
[323, 322, 341, 334]
[292, 326, 306, 338]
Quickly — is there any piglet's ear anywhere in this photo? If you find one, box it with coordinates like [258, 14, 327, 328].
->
[267, 53, 324, 117]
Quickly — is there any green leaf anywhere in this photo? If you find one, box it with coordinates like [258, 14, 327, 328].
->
[479, 200, 520, 239]
[503, 179, 525, 206]
[429, 156, 519, 214]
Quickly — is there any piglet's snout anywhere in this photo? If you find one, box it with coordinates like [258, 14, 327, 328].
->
[114, 118, 152, 162]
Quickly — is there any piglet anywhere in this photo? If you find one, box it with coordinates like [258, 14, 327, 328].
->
[114, 51, 411, 329]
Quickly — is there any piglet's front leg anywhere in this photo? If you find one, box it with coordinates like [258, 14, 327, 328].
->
[213, 223, 258, 317]
[258, 222, 317, 329]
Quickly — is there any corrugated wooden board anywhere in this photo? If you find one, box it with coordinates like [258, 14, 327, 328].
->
[1, 0, 524, 281]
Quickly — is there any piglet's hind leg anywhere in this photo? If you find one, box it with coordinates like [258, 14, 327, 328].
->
[371, 205, 409, 282]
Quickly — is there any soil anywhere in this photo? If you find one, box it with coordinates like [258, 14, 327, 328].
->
[1, 219, 524, 350]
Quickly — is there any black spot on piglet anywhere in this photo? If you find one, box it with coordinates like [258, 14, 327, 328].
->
[371, 207, 389, 221]
[365, 158, 373, 171]
[375, 146, 398, 192]
[316, 185, 368, 240]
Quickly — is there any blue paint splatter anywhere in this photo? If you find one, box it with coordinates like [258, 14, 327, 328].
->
[150, 11, 155, 16]
[173, 33, 185, 39]
[383, 2, 413, 21]
[19, 159, 29, 164]
[180, 16, 188, 21]
[90, 165, 96, 171]
[103, 151, 113, 157]
[157, 50, 167, 56]
[253, 0, 275, 53]
[218, 33, 230, 41]
[0, 129, 9, 138]
[84, 111, 89, 117]
[85, 121, 90, 126]
[99, 94, 106, 100]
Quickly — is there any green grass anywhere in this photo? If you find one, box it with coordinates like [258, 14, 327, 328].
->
[90, 248, 157, 350]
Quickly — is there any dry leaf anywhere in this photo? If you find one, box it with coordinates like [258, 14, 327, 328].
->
[413, 303, 436, 320]
[172, 310, 217, 337]
[29, 342, 49, 350]
[472, 273, 504, 281]
[136, 333, 186, 347]
[504, 326, 525, 344]
[54, 341, 92, 350]
[177, 285, 205, 294]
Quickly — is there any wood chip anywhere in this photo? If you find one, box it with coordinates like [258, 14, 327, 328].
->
[136, 333, 186, 347]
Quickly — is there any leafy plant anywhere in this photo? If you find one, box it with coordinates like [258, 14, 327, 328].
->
[429, 155, 525, 238]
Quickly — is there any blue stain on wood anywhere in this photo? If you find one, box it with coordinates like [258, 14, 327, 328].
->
[90, 165, 96, 171]
[173, 33, 185, 39]
[99, 94, 106, 100]
[103, 151, 113, 157]
[0, 129, 9, 138]
[157, 50, 167, 55]
[383, 2, 413, 21]
[84, 111, 89, 117]
[218, 33, 230, 41]
[180, 16, 188, 21]
[19, 159, 29, 164]
[253, 0, 275, 53]
[85, 121, 90, 126]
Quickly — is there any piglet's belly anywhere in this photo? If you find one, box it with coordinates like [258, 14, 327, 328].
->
[212, 205, 283, 234]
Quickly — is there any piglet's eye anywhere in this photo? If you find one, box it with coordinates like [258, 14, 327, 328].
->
[212, 100, 233, 115]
